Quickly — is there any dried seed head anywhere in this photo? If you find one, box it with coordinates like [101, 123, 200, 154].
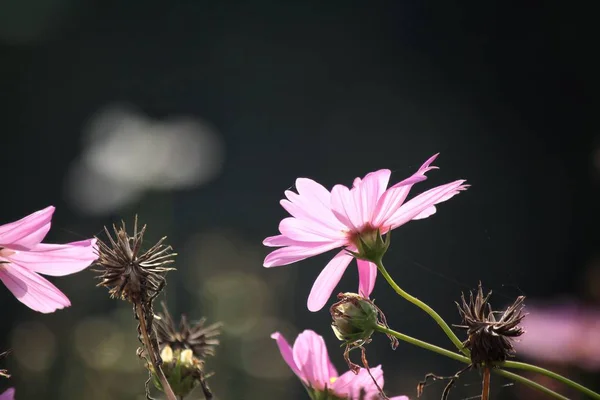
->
[93, 216, 176, 305]
[155, 302, 222, 360]
[455, 282, 526, 366]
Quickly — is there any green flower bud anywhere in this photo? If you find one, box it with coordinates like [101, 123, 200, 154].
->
[151, 345, 205, 398]
[330, 293, 379, 344]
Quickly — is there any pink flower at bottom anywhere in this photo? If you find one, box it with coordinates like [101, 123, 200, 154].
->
[0, 206, 98, 313]
[0, 388, 14, 400]
[264, 154, 468, 311]
[272, 330, 408, 400]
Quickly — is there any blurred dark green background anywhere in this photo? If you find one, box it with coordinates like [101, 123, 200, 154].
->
[1, 1, 598, 399]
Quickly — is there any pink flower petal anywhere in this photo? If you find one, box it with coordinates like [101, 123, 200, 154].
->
[330, 185, 362, 230]
[271, 332, 305, 381]
[357, 259, 377, 298]
[279, 217, 343, 242]
[285, 179, 346, 232]
[7, 239, 98, 277]
[0, 206, 55, 249]
[0, 388, 15, 400]
[280, 199, 346, 238]
[292, 330, 333, 389]
[411, 184, 469, 220]
[371, 175, 427, 228]
[372, 154, 439, 227]
[355, 169, 391, 223]
[263, 240, 346, 267]
[262, 234, 298, 247]
[0, 263, 70, 313]
[307, 250, 353, 312]
[332, 366, 384, 399]
[388, 180, 468, 229]
[294, 178, 332, 208]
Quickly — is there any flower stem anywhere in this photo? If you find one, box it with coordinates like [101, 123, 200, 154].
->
[374, 263, 600, 399]
[482, 366, 490, 400]
[375, 260, 468, 355]
[374, 325, 568, 400]
[502, 361, 600, 400]
[135, 303, 178, 400]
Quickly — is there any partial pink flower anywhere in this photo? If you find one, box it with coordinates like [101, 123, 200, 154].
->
[264, 154, 468, 311]
[515, 301, 600, 371]
[271, 330, 408, 400]
[0, 388, 14, 400]
[0, 206, 98, 313]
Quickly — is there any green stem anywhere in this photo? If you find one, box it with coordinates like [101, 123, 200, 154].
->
[503, 361, 600, 400]
[375, 261, 600, 399]
[375, 323, 469, 363]
[494, 369, 569, 400]
[375, 259, 468, 355]
[374, 325, 568, 400]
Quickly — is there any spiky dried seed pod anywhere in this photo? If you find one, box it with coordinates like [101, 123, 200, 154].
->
[155, 302, 222, 360]
[93, 216, 176, 305]
[454, 282, 526, 366]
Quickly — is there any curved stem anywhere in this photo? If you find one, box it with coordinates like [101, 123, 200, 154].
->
[374, 262, 600, 399]
[374, 323, 470, 363]
[374, 325, 568, 400]
[494, 369, 569, 400]
[503, 361, 600, 400]
[375, 259, 468, 355]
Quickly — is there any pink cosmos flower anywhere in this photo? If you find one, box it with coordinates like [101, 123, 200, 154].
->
[0, 206, 98, 313]
[272, 330, 408, 400]
[263, 154, 467, 311]
[0, 388, 14, 400]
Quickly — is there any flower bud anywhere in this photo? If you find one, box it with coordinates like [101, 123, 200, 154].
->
[330, 293, 379, 343]
[151, 345, 205, 398]
[348, 228, 390, 264]
[160, 345, 174, 363]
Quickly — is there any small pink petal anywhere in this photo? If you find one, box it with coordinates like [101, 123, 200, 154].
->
[271, 332, 305, 381]
[388, 180, 467, 229]
[8, 239, 98, 277]
[0, 206, 55, 249]
[263, 240, 346, 267]
[372, 175, 427, 227]
[372, 154, 440, 227]
[285, 181, 346, 232]
[411, 205, 437, 220]
[279, 217, 343, 242]
[263, 235, 298, 247]
[357, 259, 377, 298]
[389, 153, 439, 190]
[307, 250, 353, 312]
[293, 330, 333, 389]
[0, 388, 15, 400]
[294, 178, 332, 209]
[332, 366, 384, 399]
[412, 184, 469, 220]
[0, 263, 70, 313]
[280, 199, 346, 237]
[356, 169, 391, 223]
[330, 185, 362, 230]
